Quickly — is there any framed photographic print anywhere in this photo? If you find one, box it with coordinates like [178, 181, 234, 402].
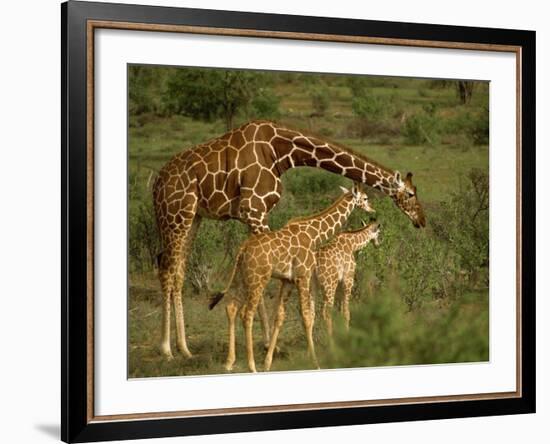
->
[61, 1, 536, 442]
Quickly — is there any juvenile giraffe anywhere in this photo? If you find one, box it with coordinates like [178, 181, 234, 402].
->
[153, 120, 425, 359]
[316, 221, 381, 337]
[208, 184, 375, 372]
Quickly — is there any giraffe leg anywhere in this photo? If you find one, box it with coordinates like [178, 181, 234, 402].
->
[158, 248, 179, 360]
[243, 305, 257, 373]
[321, 282, 337, 338]
[264, 281, 291, 371]
[297, 277, 319, 369]
[342, 272, 355, 331]
[258, 298, 271, 350]
[171, 266, 191, 358]
[242, 279, 268, 373]
[241, 212, 272, 349]
[159, 270, 174, 360]
[225, 297, 239, 371]
[171, 216, 202, 358]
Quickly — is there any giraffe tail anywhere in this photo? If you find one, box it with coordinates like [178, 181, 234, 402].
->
[310, 268, 321, 299]
[208, 244, 245, 310]
[156, 251, 163, 269]
[208, 292, 225, 310]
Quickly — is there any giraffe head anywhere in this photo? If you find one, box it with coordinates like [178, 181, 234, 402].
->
[361, 220, 381, 247]
[340, 183, 375, 213]
[391, 172, 426, 228]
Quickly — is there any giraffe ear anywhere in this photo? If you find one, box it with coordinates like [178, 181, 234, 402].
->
[394, 170, 406, 189]
[405, 172, 413, 184]
[339, 185, 349, 194]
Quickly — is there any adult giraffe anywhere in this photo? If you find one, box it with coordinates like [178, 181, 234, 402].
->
[153, 120, 425, 359]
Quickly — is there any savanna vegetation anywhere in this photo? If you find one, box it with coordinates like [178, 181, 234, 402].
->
[128, 66, 489, 377]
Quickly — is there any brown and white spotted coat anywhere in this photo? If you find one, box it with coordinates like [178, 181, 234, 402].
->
[316, 221, 381, 336]
[153, 120, 425, 359]
[209, 184, 374, 373]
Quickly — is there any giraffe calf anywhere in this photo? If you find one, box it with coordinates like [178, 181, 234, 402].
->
[209, 185, 375, 372]
[315, 221, 380, 336]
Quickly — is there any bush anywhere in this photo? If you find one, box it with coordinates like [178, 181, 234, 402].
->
[352, 94, 387, 120]
[129, 66, 155, 115]
[444, 107, 489, 146]
[355, 198, 458, 311]
[418, 88, 429, 98]
[348, 89, 397, 140]
[402, 105, 442, 145]
[128, 201, 160, 273]
[471, 107, 489, 145]
[161, 68, 267, 129]
[319, 284, 489, 369]
[250, 88, 280, 119]
[356, 174, 488, 310]
[430, 169, 489, 285]
[345, 119, 394, 141]
[346, 76, 402, 92]
[309, 85, 330, 116]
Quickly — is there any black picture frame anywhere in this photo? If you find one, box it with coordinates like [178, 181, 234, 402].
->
[62, 1, 536, 442]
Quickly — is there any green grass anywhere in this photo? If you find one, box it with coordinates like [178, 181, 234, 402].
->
[129, 273, 488, 378]
[128, 70, 489, 377]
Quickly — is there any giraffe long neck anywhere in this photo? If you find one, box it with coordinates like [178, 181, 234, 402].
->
[348, 228, 376, 252]
[270, 124, 400, 196]
[288, 193, 355, 247]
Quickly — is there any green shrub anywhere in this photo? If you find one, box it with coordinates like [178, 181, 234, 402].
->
[430, 169, 489, 285]
[186, 219, 248, 295]
[444, 108, 489, 146]
[250, 88, 280, 119]
[161, 68, 268, 129]
[471, 107, 489, 145]
[418, 88, 429, 98]
[402, 108, 442, 145]
[309, 85, 330, 116]
[129, 66, 154, 115]
[348, 89, 397, 140]
[318, 283, 489, 369]
[317, 126, 335, 137]
[346, 76, 402, 92]
[356, 183, 488, 311]
[352, 94, 388, 120]
[128, 65, 171, 116]
[128, 201, 160, 273]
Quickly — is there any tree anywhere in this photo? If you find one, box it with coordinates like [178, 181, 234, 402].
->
[162, 68, 266, 130]
[456, 81, 475, 105]
[128, 65, 155, 115]
[428, 79, 476, 105]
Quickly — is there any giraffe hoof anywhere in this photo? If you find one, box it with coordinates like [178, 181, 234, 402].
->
[160, 345, 174, 360]
[177, 347, 193, 359]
